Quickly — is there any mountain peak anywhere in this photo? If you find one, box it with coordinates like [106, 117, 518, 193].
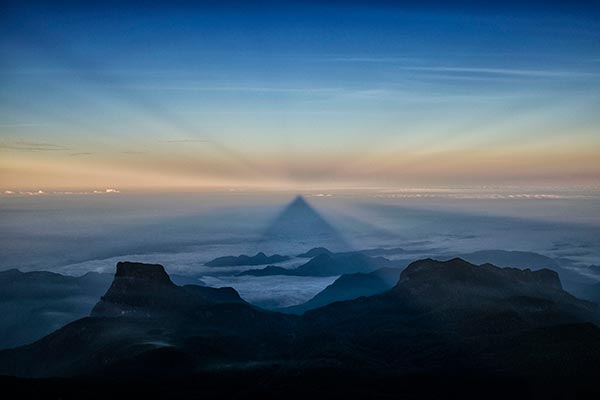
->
[397, 257, 562, 293]
[92, 261, 245, 318]
[114, 261, 174, 286]
[91, 261, 179, 317]
[297, 247, 333, 258]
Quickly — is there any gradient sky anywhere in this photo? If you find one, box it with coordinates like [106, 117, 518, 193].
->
[1, 1, 599, 191]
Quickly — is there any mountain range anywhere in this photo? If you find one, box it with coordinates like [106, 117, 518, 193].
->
[0, 268, 204, 349]
[239, 251, 405, 277]
[1, 257, 599, 399]
[274, 248, 600, 314]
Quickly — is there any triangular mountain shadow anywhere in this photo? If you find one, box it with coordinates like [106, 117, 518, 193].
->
[256, 195, 351, 253]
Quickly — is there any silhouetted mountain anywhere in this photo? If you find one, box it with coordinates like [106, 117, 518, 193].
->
[292, 252, 396, 276]
[454, 250, 559, 269]
[297, 247, 333, 258]
[299, 258, 599, 377]
[448, 249, 600, 301]
[92, 262, 244, 318]
[1, 258, 599, 396]
[283, 267, 402, 314]
[240, 252, 398, 277]
[260, 196, 350, 251]
[396, 257, 562, 298]
[298, 246, 416, 258]
[0, 267, 205, 350]
[238, 265, 291, 276]
[205, 252, 289, 267]
[0, 261, 297, 378]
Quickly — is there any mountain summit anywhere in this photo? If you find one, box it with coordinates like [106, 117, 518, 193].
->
[91, 261, 244, 318]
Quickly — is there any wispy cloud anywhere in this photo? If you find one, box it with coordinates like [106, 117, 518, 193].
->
[312, 55, 598, 79]
[1, 189, 121, 196]
[0, 123, 51, 128]
[398, 66, 597, 79]
[319, 56, 421, 63]
[107, 85, 346, 94]
[69, 152, 94, 157]
[0, 140, 69, 152]
[159, 139, 213, 144]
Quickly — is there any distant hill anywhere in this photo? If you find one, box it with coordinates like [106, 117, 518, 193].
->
[453, 250, 559, 269]
[237, 265, 291, 277]
[205, 252, 289, 267]
[0, 269, 112, 349]
[297, 247, 333, 258]
[298, 246, 417, 258]
[283, 267, 402, 314]
[239, 252, 401, 277]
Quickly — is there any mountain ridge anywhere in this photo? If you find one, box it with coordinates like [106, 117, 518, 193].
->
[1, 257, 598, 384]
[205, 252, 290, 267]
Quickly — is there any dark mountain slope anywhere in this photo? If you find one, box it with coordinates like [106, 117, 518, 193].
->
[1, 258, 598, 386]
[0, 261, 297, 378]
[282, 267, 402, 314]
[0, 267, 205, 350]
[579, 282, 600, 303]
[448, 249, 599, 300]
[297, 258, 599, 374]
[91, 262, 243, 318]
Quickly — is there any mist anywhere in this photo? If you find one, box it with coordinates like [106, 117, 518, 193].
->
[1, 189, 598, 308]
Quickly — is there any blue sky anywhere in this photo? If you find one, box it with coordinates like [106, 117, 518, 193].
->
[1, 1, 599, 190]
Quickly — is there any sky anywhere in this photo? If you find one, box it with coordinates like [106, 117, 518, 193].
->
[1, 1, 600, 191]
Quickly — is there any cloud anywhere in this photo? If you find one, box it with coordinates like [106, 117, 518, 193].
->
[109, 85, 344, 94]
[159, 139, 213, 143]
[0, 140, 69, 152]
[22, 190, 45, 196]
[69, 152, 94, 157]
[313, 55, 597, 79]
[93, 188, 120, 194]
[398, 66, 596, 79]
[0, 123, 51, 128]
[319, 56, 421, 63]
[1, 189, 121, 196]
[370, 192, 589, 200]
